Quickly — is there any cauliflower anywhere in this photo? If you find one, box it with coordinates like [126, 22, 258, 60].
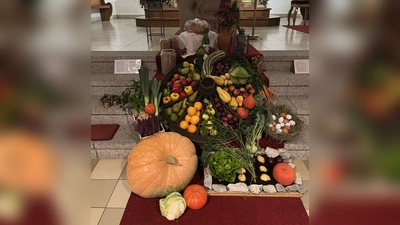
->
[159, 192, 186, 220]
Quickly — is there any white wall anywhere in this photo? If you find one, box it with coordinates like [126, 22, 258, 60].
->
[113, 0, 143, 16]
[92, 0, 291, 19]
[268, 0, 291, 15]
[91, 0, 143, 19]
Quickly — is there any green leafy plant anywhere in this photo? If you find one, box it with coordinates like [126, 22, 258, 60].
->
[139, 0, 172, 8]
[259, 0, 269, 7]
[208, 150, 242, 182]
[200, 117, 257, 183]
[119, 80, 145, 113]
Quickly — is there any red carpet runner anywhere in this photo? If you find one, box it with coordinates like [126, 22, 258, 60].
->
[120, 192, 309, 225]
[283, 25, 309, 34]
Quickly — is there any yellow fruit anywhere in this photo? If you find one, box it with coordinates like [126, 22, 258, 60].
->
[187, 124, 197, 134]
[179, 121, 189, 130]
[194, 102, 203, 111]
[185, 114, 192, 123]
[187, 107, 196, 116]
[195, 111, 201, 117]
[190, 115, 200, 125]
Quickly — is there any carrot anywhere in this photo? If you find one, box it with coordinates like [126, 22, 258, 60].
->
[259, 89, 268, 103]
[261, 85, 276, 105]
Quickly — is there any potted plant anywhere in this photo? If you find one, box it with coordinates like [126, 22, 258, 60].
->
[260, 0, 268, 7]
[139, 0, 172, 8]
[213, 0, 241, 54]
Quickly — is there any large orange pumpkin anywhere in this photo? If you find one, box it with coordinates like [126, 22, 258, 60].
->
[0, 130, 55, 198]
[183, 184, 207, 210]
[127, 132, 198, 198]
[273, 163, 296, 186]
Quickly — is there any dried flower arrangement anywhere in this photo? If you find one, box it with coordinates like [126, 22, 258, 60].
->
[214, 0, 241, 30]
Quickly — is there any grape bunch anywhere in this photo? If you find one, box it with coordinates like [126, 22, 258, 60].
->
[214, 97, 239, 130]
[214, 62, 230, 76]
[251, 55, 264, 73]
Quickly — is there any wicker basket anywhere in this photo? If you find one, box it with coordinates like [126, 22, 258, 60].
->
[264, 104, 304, 142]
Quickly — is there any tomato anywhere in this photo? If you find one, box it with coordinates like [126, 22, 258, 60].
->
[144, 103, 156, 115]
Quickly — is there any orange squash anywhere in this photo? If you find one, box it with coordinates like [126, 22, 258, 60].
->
[273, 163, 296, 186]
[127, 132, 198, 198]
[183, 184, 207, 210]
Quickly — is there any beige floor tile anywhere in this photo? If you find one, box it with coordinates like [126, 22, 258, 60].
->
[98, 209, 125, 225]
[303, 160, 309, 170]
[120, 163, 127, 180]
[293, 159, 309, 181]
[91, 159, 127, 179]
[301, 181, 309, 210]
[91, 159, 100, 173]
[91, 208, 105, 225]
[91, 179, 118, 207]
[107, 180, 131, 208]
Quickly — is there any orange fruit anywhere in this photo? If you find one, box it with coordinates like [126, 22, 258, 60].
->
[190, 115, 200, 125]
[195, 111, 201, 117]
[194, 102, 203, 111]
[187, 124, 197, 134]
[187, 107, 196, 116]
[179, 120, 189, 130]
[185, 114, 192, 123]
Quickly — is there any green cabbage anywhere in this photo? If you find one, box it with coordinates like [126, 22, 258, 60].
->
[159, 192, 186, 220]
[228, 66, 251, 84]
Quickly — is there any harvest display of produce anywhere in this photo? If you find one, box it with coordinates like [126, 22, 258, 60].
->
[159, 50, 269, 143]
[124, 49, 306, 221]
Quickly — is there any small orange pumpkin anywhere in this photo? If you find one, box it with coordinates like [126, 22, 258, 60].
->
[127, 132, 198, 198]
[183, 184, 207, 210]
[273, 163, 296, 186]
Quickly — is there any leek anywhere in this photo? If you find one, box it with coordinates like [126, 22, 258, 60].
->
[139, 65, 150, 106]
[150, 79, 162, 116]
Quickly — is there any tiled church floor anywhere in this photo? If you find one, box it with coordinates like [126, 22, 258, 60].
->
[91, 17, 309, 51]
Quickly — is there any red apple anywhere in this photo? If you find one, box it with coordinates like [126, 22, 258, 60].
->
[190, 81, 199, 87]
[247, 87, 256, 94]
[239, 87, 246, 93]
[186, 77, 192, 84]
[242, 92, 249, 98]
[179, 91, 187, 99]
[173, 74, 180, 80]
[167, 82, 172, 87]
[233, 89, 241, 97]
[181, 80, 188, 86]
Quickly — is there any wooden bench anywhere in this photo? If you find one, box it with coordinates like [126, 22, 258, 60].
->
[91, 0, 113, 21]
